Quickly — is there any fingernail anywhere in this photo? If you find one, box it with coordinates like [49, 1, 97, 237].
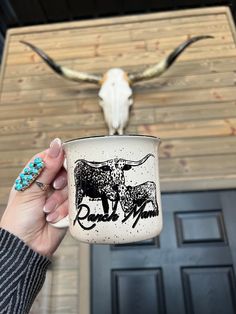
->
[43, 201, 58, 213]
[46, 211, 59, 222]
[53, 176, 67, 189]
[48, 138, 61, 158]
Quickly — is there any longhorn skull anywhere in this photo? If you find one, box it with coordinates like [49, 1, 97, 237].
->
[21, 35, 213, 135]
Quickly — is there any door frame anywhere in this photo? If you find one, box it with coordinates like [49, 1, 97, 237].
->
[78, 189, 236, 314]
[79, 242, 91, 314]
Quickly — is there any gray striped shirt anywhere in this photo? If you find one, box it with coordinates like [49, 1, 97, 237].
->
[0, 228, 51, 313]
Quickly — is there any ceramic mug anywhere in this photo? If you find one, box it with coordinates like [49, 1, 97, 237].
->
[52, 135, 162, 244]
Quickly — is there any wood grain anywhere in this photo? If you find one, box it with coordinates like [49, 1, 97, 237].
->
[6, 42, 236, 66]
[3, 56, 236, 81]
[1, 136, 236, 168]
[0, 7, 235, 314]
[1, 154, 236, 188]
[2, 71, 235, 93]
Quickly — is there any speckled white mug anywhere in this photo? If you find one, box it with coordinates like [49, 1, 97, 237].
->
[52, 135, 162, 244]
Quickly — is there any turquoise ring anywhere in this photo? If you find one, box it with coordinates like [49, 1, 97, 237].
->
[15, 157, 45, 191]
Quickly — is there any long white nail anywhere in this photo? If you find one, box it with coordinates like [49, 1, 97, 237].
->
[46, 211, 59, 222]
[48, 138, 61, 158]
[43, 202, 58, 213]
[53, 176, 67, 189]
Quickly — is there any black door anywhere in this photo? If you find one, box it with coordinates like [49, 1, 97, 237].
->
[91, 190, 236, 314]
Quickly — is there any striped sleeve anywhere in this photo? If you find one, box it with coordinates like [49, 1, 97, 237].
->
[0, 228, 51, 314]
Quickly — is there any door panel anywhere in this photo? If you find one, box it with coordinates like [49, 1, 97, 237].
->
[182, 266, 236, 314]
[175, 210, 228, 245]
[91, 191, 236, 314]
[112, 269, 166, 314]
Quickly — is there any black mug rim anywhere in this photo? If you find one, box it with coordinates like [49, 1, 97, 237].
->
[63, 134, 160, 145]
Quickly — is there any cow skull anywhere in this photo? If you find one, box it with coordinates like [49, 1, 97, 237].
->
[21, 35, 213, 135]
[98, 68, 133, 135]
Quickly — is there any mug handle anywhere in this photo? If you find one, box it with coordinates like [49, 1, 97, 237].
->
[49, 158, 70, 229]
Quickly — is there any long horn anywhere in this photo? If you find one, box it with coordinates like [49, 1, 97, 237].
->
[123, 153, 154, 167]
[128, 35, 214, 84]
[75, 159, 111, 168]
[20, 41, 102, 85]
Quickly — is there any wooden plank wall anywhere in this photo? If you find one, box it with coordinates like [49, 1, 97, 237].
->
[0, 6, 236, 313]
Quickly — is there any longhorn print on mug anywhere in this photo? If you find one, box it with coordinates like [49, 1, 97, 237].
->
[73, 153, 159, 230]
[51, 135, 162, 244]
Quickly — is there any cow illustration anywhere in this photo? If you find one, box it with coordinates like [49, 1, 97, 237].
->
[74, 153, 154, 213]
[118, 181, 158, 214]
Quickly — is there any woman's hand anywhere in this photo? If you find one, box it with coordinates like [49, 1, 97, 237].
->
[0, 138, 68, 257]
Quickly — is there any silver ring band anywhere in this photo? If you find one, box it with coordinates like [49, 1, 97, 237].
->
[35, 181, 51, 191]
